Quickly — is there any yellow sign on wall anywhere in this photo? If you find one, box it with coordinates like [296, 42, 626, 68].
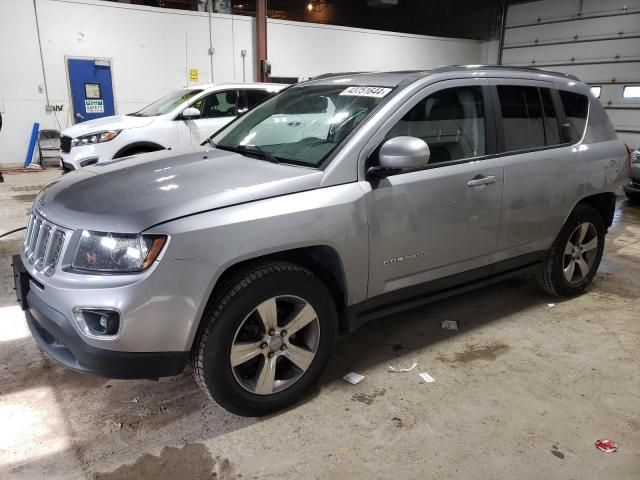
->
[189, 68, 199, 82]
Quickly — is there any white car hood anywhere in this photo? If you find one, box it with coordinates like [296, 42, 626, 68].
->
[62, 115, 155, 137]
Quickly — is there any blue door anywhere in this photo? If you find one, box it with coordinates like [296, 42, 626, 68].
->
[67, 59, 115, 123]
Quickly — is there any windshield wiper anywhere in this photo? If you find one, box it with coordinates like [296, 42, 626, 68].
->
[236, 144, 280, 164]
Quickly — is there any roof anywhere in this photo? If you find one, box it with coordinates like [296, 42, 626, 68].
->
[186, 82, 287, 91]
[303, 65, 582, 88]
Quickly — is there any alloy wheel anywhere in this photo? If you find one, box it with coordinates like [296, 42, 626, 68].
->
[563, 222, 598, 284]
[230, 295, 320, 395]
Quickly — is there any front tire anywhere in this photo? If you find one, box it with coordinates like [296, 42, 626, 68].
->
[192, 262, 337, 416]
[537, 204, 605, 297]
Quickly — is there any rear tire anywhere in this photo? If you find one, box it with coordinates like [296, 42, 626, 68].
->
[537, 204, 605, 297]
[626, 192, 640, 204]
[192, 261, 337, 416]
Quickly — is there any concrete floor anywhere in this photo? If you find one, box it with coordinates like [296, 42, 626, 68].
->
[1, 168, 638, 479]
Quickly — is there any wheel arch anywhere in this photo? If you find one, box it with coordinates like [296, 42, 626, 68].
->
[190, 245, 350, 350]
[574, 192, 616, 229]
[113, 141, 166, 159]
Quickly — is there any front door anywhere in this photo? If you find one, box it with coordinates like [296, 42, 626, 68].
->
[67, 58, 115, 123]
[189, 89, 240, 144]
[367, 82, 504, 301]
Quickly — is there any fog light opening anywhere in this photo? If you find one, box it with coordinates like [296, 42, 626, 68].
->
[72, 308, 120, 337]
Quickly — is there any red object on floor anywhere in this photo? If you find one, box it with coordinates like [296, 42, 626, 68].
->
[595, 439, 618, 453]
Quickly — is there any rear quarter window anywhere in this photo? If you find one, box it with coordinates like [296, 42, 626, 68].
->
[559, 90, 589, 143]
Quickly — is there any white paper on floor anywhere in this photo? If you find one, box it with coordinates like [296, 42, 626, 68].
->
[342, 372, 365, 385]
[441, 320, 458, 330]
[418, 372, 435, 383]
[388, 362, 418, 373]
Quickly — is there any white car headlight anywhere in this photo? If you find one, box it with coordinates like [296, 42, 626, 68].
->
[72, 130, 121, 147]
[72, 230, 166, 273]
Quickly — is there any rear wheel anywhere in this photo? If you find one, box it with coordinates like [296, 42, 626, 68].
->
[537, 204, 605, 297]
[192, 262, 337, 416]
[626, 192, 640, 204]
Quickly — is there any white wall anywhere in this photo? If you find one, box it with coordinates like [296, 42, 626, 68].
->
[267, 19, 483, 78]
[0, 0, 484, 166]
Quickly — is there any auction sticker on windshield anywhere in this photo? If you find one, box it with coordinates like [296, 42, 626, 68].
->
[340, 86, 392, 98]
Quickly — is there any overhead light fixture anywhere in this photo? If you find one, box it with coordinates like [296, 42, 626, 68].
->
[307, 2, 313, 11]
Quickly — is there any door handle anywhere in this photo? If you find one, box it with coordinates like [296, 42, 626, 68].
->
[75, 113, 84, 119]
[287, 121, 301, 127]
[467, 175, 497, 187]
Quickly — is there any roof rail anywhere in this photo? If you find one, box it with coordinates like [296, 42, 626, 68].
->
[309, 72, 367, 80]
[431, 65, 581, 82]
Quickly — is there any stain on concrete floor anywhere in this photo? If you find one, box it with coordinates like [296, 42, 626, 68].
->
[93, 444, 232, 480]
[447, 342, 512, 363]
[9, 193, 38, 202]
[351, 388, 386, 405]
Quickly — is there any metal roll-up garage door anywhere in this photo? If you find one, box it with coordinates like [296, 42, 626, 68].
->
[500, 0, 640, 148]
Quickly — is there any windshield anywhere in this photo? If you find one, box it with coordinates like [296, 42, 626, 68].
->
[211, 85, 393, 167]
[130, 89, 203, 117]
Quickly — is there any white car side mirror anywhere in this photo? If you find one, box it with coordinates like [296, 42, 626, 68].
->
[181, 107, 201, 120]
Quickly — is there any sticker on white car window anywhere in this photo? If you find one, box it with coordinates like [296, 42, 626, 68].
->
[339, 86, 392, 98]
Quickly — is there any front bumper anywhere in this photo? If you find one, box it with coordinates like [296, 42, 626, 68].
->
[27, 291, 188, 378]
[14, 255, 188, 379]
[59, 141, 115, 170]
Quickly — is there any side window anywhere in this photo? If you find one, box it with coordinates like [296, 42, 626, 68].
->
[497, 85, 545, 151]
[192, 90, 239, 118]
[385, 86, 486, 164]
[559, 90, 589, 143]
[244, 89, 273, 109]
[540, 88, 561, 146]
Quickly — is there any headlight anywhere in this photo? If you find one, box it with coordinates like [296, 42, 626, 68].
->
[72, 130, 121, 147]
[72, 231, 167, 273]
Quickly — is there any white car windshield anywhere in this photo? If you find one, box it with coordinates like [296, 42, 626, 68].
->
[130, 89, 203, 117]
[212, 85, 394, 167]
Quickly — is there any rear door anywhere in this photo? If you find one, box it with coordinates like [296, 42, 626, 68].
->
[491, 79, 585, 260]
[67, 58, 115, 123]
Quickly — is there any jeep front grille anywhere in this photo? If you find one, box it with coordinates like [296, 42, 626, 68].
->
[24, 211, 66, 276]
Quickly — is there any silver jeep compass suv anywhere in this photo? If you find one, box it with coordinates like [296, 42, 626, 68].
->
[13, 66, 629, 416]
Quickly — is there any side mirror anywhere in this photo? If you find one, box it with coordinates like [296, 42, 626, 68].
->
[369, 136, 430, 178]
[181, 107, 201, 120]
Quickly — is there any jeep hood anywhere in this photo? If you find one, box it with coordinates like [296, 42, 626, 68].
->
[36, 148, 323, 232]
[61, 114, 155, 138]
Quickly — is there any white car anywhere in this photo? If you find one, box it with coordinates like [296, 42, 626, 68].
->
[59, 83, 285, 171]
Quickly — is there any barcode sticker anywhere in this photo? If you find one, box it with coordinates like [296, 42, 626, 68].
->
[340, 86, 392, 98]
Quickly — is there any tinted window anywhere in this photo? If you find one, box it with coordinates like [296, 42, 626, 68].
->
[559, 90, 589, 142]
[244, 89, 273, 109]
[540, 88, 561, 146]
[192, 90, 238, 118]
[498, 85, 545, 151]
[386, 86, 486, 164]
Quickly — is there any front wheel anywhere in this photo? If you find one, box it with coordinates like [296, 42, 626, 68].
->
[537, 204, 605, 297]
[192, 262, 337, 416]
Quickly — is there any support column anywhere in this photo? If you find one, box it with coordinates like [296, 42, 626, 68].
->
[256, 0, 268, 82]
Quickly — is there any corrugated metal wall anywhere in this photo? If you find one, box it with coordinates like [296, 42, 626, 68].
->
[501, 0, 640, 147]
